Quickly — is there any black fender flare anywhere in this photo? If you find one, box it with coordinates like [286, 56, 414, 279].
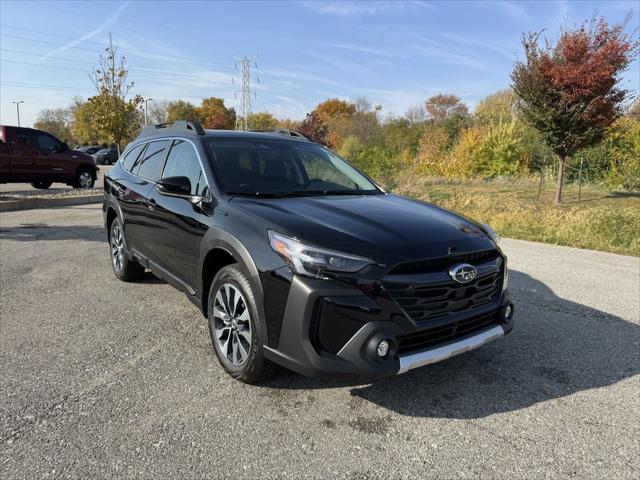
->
[104, 196, 130, 253]
[197, 228, 267, 335]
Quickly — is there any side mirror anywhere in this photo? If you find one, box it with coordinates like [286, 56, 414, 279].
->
[61, 142, 68, 151]
[157, 176, 192, 197]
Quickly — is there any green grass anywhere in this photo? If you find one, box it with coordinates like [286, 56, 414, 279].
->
[390, 176, 640, 257]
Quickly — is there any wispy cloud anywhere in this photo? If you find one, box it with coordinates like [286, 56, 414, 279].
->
[299, 1, 434, 16]
[35, 1, 130, 64]
[260, 68, 348, 89]
[409, 34, 497, 72]
[412, 43, 491, 72]
[306, 52, 369, 71]
[489, 0, 530, 22]
[441, 33, 517, 61]
[326, 43, 394, 58]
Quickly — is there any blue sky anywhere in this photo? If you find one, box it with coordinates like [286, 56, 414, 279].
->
[1, 0, 638, 127]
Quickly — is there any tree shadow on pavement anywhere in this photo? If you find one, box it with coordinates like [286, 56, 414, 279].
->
[260, 270, 640, 419]
[0, 223, 106, 242]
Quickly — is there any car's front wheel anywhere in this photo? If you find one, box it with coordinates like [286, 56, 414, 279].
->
[74, 167, 95, 188]
[109, 217, 145, 281]
[208, 265, 278, 383]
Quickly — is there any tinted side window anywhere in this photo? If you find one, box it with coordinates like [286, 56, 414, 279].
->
[120, 143, 146, 172]
[135, 140, 169, 181]
[31, 132, 61, 151]
[162, 140, 203, 195]
[13, 128, 32, 145]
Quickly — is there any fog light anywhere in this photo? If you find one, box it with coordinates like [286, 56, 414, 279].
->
[505, 304, 513, 319]
[377, 340, 390, 357]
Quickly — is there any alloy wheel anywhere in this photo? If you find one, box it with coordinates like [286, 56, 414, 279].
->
[110, 223, 124, 273]
[213, 283, 252, 366]
[78, 171, 93, 188]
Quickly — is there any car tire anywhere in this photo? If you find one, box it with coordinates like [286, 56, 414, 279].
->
[207, 264, 279, 383]
[109, 217, 145, 282]
[74, 167, 95, 188]
[30, 181, 52, 189]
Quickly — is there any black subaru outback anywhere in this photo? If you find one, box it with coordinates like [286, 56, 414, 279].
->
[104, 121, 514, 384]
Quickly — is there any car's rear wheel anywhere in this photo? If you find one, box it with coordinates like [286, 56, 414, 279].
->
[74, 168, 95, 188]
[30, 181, 52, 189]
[109, 217, 145, 281]
[208, 264, 278, 383]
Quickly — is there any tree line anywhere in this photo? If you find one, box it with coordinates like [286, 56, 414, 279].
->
[34, 16, 638, 203]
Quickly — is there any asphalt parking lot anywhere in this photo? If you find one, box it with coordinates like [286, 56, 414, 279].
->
[1, 204, 639, 479]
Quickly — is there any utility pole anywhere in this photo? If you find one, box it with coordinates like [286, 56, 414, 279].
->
[144, 98, 153, 126]
[12, 100, 24, 127]
[234, 56, 257, 130]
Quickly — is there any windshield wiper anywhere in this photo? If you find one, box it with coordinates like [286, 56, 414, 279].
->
[226, 191, 322, 198]
[227, 190, 379, 198]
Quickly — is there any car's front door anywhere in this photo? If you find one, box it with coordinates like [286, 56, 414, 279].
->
[145, 139, 209, 292]
[28, 131, 73, 182]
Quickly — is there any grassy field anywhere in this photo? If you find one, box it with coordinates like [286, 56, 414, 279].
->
[391, 176, 640, 257]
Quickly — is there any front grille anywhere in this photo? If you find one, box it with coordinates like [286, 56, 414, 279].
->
[388, 249, 498, 275]
[396, 311, 498, 355]
[383, 252, 503, 322]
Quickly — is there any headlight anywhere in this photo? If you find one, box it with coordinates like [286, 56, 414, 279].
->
[482, 223, 500, 244]
[268, 230, 375, 278]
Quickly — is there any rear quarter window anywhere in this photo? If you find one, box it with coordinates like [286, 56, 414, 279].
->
[120, 143, 146, 172]
[135, 140, 169, 181]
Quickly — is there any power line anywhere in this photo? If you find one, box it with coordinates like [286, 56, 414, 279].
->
[1, 58, 87, 73]
[0, 80, 222, 103]
[1, 48, 226, 80]
[0, 32, 236, 71]
[234, 56, 258, 130]
[0, 57, 234, 84]
[1, 80, 95, 93]
[1, 47, 98, 65]
[0, 23, 234, 69]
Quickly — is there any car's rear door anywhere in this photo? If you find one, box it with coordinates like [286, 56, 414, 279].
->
[110, 142, 154, 255]
[6, 128, 38, 182]
[124, 139, 171, 259]
[0, 127, 10, 182]
[145, 139, 209, 291]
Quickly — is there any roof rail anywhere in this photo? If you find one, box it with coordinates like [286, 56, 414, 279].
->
[139, 120, 205, 138]
[250, 128, 310, 141]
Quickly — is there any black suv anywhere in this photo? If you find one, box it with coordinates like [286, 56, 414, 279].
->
[104, 121, 514, 384]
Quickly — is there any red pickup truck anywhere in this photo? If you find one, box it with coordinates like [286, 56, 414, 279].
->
[0, 125, 98, 189]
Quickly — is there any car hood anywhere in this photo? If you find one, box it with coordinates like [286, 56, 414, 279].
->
[231, 193, 496, 263]
[69, 149, 94, 160]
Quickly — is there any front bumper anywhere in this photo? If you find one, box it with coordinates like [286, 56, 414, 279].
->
[262, 273, 514, 384]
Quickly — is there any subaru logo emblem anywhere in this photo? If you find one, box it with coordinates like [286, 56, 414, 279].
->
[449, 263, 477, 283]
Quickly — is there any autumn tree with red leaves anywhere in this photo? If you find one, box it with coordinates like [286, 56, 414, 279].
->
[512, 16, 638, 204]
[298, 111, 329, 145]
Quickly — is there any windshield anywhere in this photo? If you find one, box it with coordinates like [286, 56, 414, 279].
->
[206, 138, 380, 196]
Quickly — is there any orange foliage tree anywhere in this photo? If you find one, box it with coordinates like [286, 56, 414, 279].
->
[512, 16, 638, 204]
[197, 97, 236, 129]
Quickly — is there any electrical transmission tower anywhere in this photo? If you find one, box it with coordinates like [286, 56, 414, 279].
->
[234, 56, 258, 130]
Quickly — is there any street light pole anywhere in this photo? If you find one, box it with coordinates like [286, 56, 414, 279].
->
[12, 100, 24, 127]
[144, 98, 153, 126]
